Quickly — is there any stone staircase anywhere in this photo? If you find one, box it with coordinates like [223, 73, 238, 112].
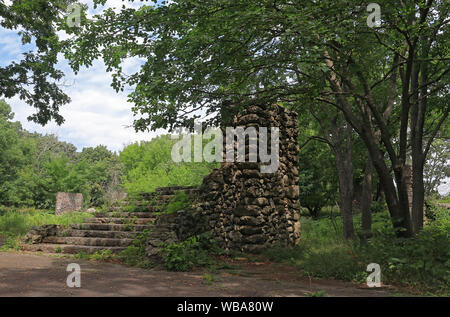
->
[22, 186, 197, 255]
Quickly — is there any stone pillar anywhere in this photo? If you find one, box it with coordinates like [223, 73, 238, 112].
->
[197, 103, 300, 253]
[55, 192, 84, 215]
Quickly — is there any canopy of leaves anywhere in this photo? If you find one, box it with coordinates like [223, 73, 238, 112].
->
[63, 0, 448, 133]
[0, 0, 80, 125]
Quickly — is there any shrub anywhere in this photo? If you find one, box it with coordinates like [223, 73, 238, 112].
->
[165, 191, 193, 214]
[117, 229, 152, 268]
[91, 249, 114, 261]
[358, 208, 449, 293]
[159, 233, 222, 271]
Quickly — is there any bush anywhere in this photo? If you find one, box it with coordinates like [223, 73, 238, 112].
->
[359, 208, 449, 293]
[165, 191, 193, 214]
[159, 233, 223, 271]
[120, 136, 219, 197]
[91, 249, 114, 261]
[117, 229, 152, 268]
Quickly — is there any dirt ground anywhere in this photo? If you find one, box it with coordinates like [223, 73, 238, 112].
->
[0, 251, 399, 297]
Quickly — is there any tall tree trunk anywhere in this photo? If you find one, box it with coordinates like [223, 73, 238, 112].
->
[333, 124, 355, 239]
[359, 154, 373, 242]
[394, 166, 415, 237]
[409, 33, 430, 235]
[308, 104, 356, 240]
[359, 126, 413, 237]
[411, 161, 425, 233]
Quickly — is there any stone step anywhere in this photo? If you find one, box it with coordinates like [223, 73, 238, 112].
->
[59, 229, 138, 239]
[42, 236, 134, 247]
[84, 217, 154, 225]
[140, 186, 198, 198]
[22, 243, 127, 254]
[70, 223, 153, 232]
[155, 195, 176, 202]
[93, 212, 156, 218]
[115, 204, 163, 212]
[156, 185, 198, 192]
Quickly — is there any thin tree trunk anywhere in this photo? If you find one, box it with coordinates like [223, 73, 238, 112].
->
[333, 124, 355, 240]
[359, 154, 373, 242]
[411, 162, 425, 232]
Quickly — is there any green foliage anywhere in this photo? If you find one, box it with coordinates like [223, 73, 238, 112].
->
[0, 207, 90, 251]
[91, 249, 114, 261]
[370, 199, 387, 214]
[439, 196, 450, 204]
[74, 251, 91, 260]
[359, 208, 450, 293]
[424, 200, 440, 221]
[0, 100, 124, 209]
[0, 1, 74, 125]
[298, 127, 338, 218]
[263, 210, 450, 295]
[202, 273, 221, 285]
[120, 135, 218, 196]
[306, 291, 327, 297]
[117, 229, 152, 268]
[159, 233, 223, 272]
[165, 191, 193, 214]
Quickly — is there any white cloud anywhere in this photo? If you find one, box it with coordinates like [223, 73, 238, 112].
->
[6, 58, 165, 153]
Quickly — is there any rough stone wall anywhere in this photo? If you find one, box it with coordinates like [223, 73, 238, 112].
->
[55, 192, 83, 215]
[194, 103, 301, 253]
[146, 208, 207, 257]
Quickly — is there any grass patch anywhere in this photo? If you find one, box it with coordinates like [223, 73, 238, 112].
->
[0, 206, 91, 251]
[438, 196, 450, 204]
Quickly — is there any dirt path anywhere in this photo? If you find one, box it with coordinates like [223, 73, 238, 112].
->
[0, 251, 394, 297]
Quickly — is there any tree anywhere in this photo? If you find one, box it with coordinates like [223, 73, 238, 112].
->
[298, 126, 339, 219]
[120, 135, 218, 196]
[64, 0, 449, 237]
[299, 103, 356, 237]
[78, 145, 113, 163]
[0, 0, 76, 125]
[0, 99, 25, 204]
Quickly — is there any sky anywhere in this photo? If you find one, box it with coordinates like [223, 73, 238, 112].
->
[0, 0, 166, 153]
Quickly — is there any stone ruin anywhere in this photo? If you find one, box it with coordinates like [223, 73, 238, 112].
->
[55, 192, 83, 215]
[146, 103, 301, 255]
[194, 103, 301, 252]
[23, 103, 301, 256]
